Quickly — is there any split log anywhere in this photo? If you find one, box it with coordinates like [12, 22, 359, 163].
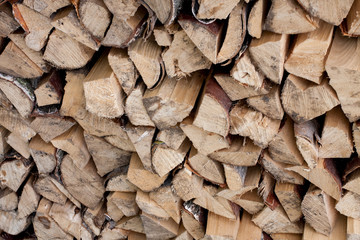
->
[230, 103, 281, 148]
[0, 3, 20, 37]
[162, 30, 211, 78]
[249, 31, 289, 84]
[136, 190, 170, 219]
[141, 212, 179, 239]
[335, 191, 360, 219]
[156, 125, 186, 150]
[223, 164, 247, 191]
[99, 222, 129, 239]
[0, 89, 13, 110]
[206, 211, 240, 240]
[108, 47, 138, 95]
[297, 0, 354, 25]
[107, 191, 139, 217]
[172, 167, 204, 201]
[264, 0, 318, 34]
[0, 210, 30, 235]
[281, 74, 340, 123]
[83, 201, 106, 236]
[142, 0, 183, 25]
[34, 70, 63, 107]
[60, 155, 105, 209]
[154, 26, 173, 46]
[181, 201, 206, 239]
[301, 185, 337, 236]
[268, 117, 304, 165]
[103, 0, 140, 19]
[344, 0, 360, 35]
[175, 224, 192, 240]
[195, 0, 241, 20]
[343, 158, 360, 195]
[236, 211, 263, 239]
[231, 190, 264, 214]
[0, 188, 18, 211]
[347, 217, 360, 240]
[44, 29, 95, 69]
[294, 119, 319, 169]
[248, 0, 269, 38]
[22, 0, 71, 17]
[78, 0, 111, 39]
[274, 182, 302, 222]
[106, 166, 137, 192]
[0, 127, 9, 161]
[34, 175, 67, 205]
[117, 215, 144, 234]
[17, 175, 40, 218]
[106, 199, 124, 222]
[302, 215, 346, 240]
[326, 30, 360, 122]
[284, 20, 334, 83]
[0, 157, 33, 192]
[319, 106, 353, 158]
[127, 153, 168, 192]
[143, 71, 204, 129]
[6, 132, 30, 158]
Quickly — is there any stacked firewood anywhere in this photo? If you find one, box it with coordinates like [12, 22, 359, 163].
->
[1, 0, 360, 239]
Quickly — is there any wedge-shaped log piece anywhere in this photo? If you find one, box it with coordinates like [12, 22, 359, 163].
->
[223, 164, 247, 191]
[302, 185, 337, 236]
[281, 75, 339, 123]
[44, 30, 95, 69]
[326, 30, 360, 122]
[141, 212, 179, 239]
[336, 191, 360, 219]
[162, 30, 211, 78]
[303, 214, 346, 240]
[264, 0, 318, 34]
[33, 198, 72, 240]
[345, 0, 360, 36]
[0, 158, 33, 192]
[108, 48, 138, 95]
[249, 31, 289, 84]
[288, 158, 341, 200]
[61, 155, 105, 209]
[297, 0, 354, 25]
[343, 158, 360, 195]
[51, 125, 90, 169]
[84, 132, 131, 177]
[294, 119, 319, 169]
[83, 201, 106, 236]
[117, 215, 144, 234]
[285, 20, 333, 83]
[127, 153, 168, 192]
[175, 224, 192, 240]
[230, 103, 281, 148]
[44, 175, 81, 207]
[99, 222, 129, 239]
[103, 0, 140, 19]
[172, 167, 204, 201]
[206, 211, 240, 240]
[348, 217, 360, 240]
[231, 190, 264, 214]
[17, 175, 40, 218]
[128, 35, 163, 89]
[271, 233, 302, 240]
[23, 0, 70, 17]
[107, 191, 139, 217]
[0, 89, 12, 111]
[156, 125, 186, 150]
[143, 72, 204, 129]
[34, 175, 67, 205]
[106, 199, 124, 222]
[0, 188, 17, 211]
[0, 210, 30, 235]
[143, 0, 183, 25]
[34, 70, 63, 107]
[6, 132, 30, 158]
[182, 201, 206, 239]
[247, 84, 284, 120]
[0, 127, 9, 161]
[51, 6, 99, 50]
[275, 182, 302, 222]
[154, 26, 173, 46]
[210, 136, 261, 166]
[0, 3, 19, 37]
[237, 211, 263, 239]
[180, 117, 230, 155]
[248, 0, 269, 38]
[319, 106, 353, 158]
[0, 109, 35, 142]
[269, 117, 304, 165]
[195, 0, 241, 20]
[106, 166, 137, 192]
[136, 190, 170, 219]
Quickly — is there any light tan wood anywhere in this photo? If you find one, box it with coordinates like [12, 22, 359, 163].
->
[45, 176, 81, 207]
[143, 0, 183, 25]
[162, 30, 211, 78]
[172, 167, 204, 201]
[345, 0, 360, 35]
[141, 212, 179, 239]
[231, 190, 264, 215]
[99, 222, 129, 239]
[83, 200, 105, 236]
[258, 170, 276, 206]
[106, 166, 137, 192]
[106, 199, 124, 222]
[237, 211, 263, 240]
[281, 74, 340, 123]
[154, 26, 172, 46]
[0, 210, 30, 235]
[195, 0, 240, 20]
[343, 168, 360, 196]
[0, 126, 9, 161]
[230, 103, 281, 148]
[136, 190, 170, 219]
[264, 0, 318, 34]
[0, 158, 33, 192]
[297, 0, 354, 25]
[34, 71, 63, 107]
[348, 217, 360, 240]
[275, 182, 302, 222]
[285, 20, 334, 83]
[23, 0, 70, 16]
[336, 191, 360, 219]
[182, 201, 206, 240]
[175, 224, 192, 240]
[0, 3, 20, 37]
[354, 123, 360, 154]
[301, 185, 338, 236]
[223, 164, 247, 191]
[103, 0, 140, 19]
[206, 211, 240, 240]
[6, 132, 30, 158]
[60, 155, 105, 209]
[107, 191, 139, 217]
[271, 233, 302, 240]
[248, 0, 269, 38]
[117, 215, 144, 234]
[17, 175, 40, 219]
[44, 29, 95, 69]
[143, 72, 204, 129]
[249, 31, 289, 84]
[0, 108, 35, 142]
[0, 188, 18, 211]
[156, 125, 186, 150]
[0, 88, 13, 111]
[34, 175, 67, 205]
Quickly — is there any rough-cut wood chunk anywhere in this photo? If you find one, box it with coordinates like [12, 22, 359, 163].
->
[0, 74, 34, 118]
[156, 125, 186, 150]
[108, 48, 138, 95]
[274, 182, 302, 222]
[51, 6, 99, 50]
[44, 29, 95, 69]
[136, 190, 170, 219]
[61, 155, 105, 209]
[103, 0, 140, 19]
[127, 153, 168, 192]
[348, 217, 360, 240]
[0, 3, 20, 37]
[297, 0, 354, 25]
[249, 31, 289, 84]
[326, 30, 360, 122]
[248, 0, 269, 38]
[128, 35, 163, 89]
[162, 30, 211, 78]
[303, 214, 346, 240]
[195, 0, 240, 20]
[247, 84, 284, 120]
[0, 210, 30, 235]
[0, 188, 18, 211]
[34, 175, 67, 205]
[175, 224, 192, 240]
[152, 138, 190, 177]
[343, 168, 360, 196]
[17, 175, 40, 218]
[0, 127, 9, 161]
[34, 198, 73, 240]
[181, 201, 206, 239]
[288, 158, 341, 200]
[13, 3, 53, 51]
[223, 164, 247, 191]
[193, 76, 231, 137]
[0, 108, 36, 141]
[354, 122, 360, 154]
[285, 21, 333, 83]
[106, 166, 137, 192]
[230, 103, 281, 148]
[141, 212, 179, 239]
[345, 0, 360, 35]
[180, 117, 230, 155]
[294, 120, 319, 169]
[34, 71, 63, 107]
[143, 0, 182, 25]
[0, 89, 12, 111]
[99, 222, 129, 239]
[79, 0, 111, 39]
[231, 190, 264, 214]
[154, 26, 172, 46]
[106, 199, 124, 222]
[237, 211, 263, 239]
[82, 201, 105, 236]
[117, 215, 144, 234]
[84, 132, 131, 177]
[301, 185, 337, 236]
[172, 167, 204, 201]
[188, 146, 225, 185]
[51, 125, 90, 169]
[210, 136, 262, 166]
[264, 0, 318, 34]
[6, 132, 30, 158]
[107, 191, 139, 217]
[336, 191, 360, 219]
[281, 75, 340, 123]
[206, 211, 240, 240]
[143, 72, 204, 129]
[0, 158, 33, 192]
[319, 106, 353, 158]
[269, 117, 304, 165]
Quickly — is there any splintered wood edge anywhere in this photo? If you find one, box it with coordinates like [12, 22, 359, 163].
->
[0, 72, 35, 102]
[12, 3, 29, 33]
[323, 158, 342, 195]
[205, 77, 232, 113]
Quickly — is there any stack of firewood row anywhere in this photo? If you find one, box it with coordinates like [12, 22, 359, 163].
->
[1, 0, 360, 239]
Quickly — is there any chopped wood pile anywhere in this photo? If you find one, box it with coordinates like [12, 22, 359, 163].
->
[1, 0, 360, 239]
